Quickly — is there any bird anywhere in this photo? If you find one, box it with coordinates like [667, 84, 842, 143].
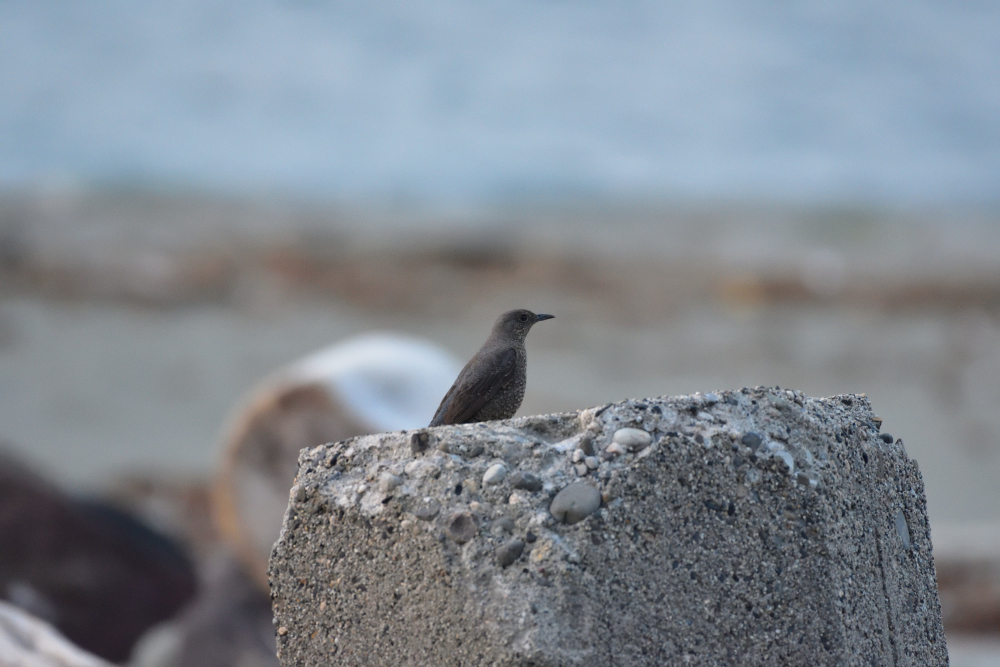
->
[429, 309, 554, 426]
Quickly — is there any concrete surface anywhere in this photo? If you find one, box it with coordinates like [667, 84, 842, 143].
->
[269, 388, 947, 665]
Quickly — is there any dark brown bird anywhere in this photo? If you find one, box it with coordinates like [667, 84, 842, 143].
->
[429, 309, 553, 426]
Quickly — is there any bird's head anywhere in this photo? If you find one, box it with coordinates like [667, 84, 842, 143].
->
[492, 309, 554, 341]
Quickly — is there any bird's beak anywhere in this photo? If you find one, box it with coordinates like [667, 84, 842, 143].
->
[534, 313, 554, 322]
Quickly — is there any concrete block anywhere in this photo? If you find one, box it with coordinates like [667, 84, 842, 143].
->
[269, 388, 948, 665]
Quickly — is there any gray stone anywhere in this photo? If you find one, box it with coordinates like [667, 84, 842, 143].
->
[510, 471, 543, 492]
[550, 482, 602, 525]
[410, 498, 440, 521]
[741, 431, 763, 451]
[270, 389, 948, 666]
[444, 511, 478, 543]
[496, 539, 525, 568]
[895, 509, 911, 550]
[494, 517, 516, 534]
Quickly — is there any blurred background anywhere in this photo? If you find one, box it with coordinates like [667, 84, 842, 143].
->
[1, 2, 999, 665]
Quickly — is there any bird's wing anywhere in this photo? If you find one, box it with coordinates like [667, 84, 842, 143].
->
[429, 347, 519, 426]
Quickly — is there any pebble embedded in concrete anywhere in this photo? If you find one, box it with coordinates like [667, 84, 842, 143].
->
[494, 518, 515, 533]
[613, 428, 652, 451]
[412, 499, 440, 521]
[605, 442, 627, 457]
[774, 450, 795, 474]
[510, 471, 543, 492]
[895, 509, 911, 549]
[496, 539, 525, 568]
[445, 511, 479, 543]
[405, 459, 439, 479]
[483, 463, 507, 485]
[550, 482, 602, 524]
[741, 432, 763, 451]
[379, 472, 403, 493]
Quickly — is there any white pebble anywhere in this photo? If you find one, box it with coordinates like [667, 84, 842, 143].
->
[584, 456, 599, 469]
[572, 449, 585, 463]
[378, 472, 403, 493]
[612, 428, 652, 451]
[483, 463, 507, 485]
[404, 459, 439, 478]
[696, 412, 715, 422]
[575, 463, 589, 476]
[775, 450, 795, 474]
[356, 484, 368, 495]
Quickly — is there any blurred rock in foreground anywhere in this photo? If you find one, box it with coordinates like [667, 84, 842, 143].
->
[270, 388, 947, 666]
[0, 600, 112, 667]
[215, 334, 459, 591]
[0, 451, 197, 663]
[130, 554, 277, 667]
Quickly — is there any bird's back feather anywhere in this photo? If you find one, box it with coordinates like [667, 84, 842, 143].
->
[429, 346, 519, 426]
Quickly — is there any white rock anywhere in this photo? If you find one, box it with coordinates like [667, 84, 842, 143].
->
[775, 450, 795, 474]
[584, 456, 599, 469]
[612, 428, 651, 451]
[572, 449, 585, 463]
[291, 333, 462, 432]
[483, 463, 507, 485]
[404, 459, 439, 478]
[378, 472, 403, 492]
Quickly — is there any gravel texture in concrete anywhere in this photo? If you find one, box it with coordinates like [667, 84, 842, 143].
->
[269, 387, 947, 666]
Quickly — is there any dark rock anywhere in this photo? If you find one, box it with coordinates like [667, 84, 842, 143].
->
[411, 500, 440, 521]
[410, 431, 430, 455]
[496, 540, 525, 568]
[510, 471, 543, 492]
[444, 512, 478, 543]
[549, 483, 601, 525]
[0, 451, 196, 663]
[741, 432, 763, 451]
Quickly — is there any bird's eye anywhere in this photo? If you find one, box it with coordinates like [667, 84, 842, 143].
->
[519, 313, 529, 322]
